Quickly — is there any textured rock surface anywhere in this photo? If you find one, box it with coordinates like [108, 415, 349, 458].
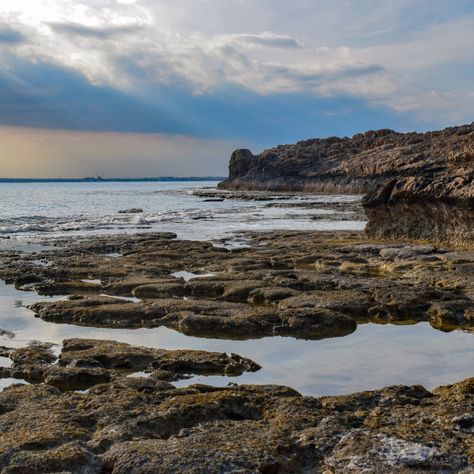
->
[0, 338, 260, 390]
[364, 173, 474, 247]
[0, 373, 472, 472]
[219, 123, 474, 247]
[219, 124, 473, 192]
[1, 230, 474, 471]
[2, 231, 474, 339]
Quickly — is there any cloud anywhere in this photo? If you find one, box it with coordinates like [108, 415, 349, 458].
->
[0, 25, 25, 44]
[217, 32, 303, 49]
[3, 0, 473, 179]
[0, 0, 472, 140]
[0, 55, 199, 134]
[49, 21, 141, 39]
[0, 53, 417, 145]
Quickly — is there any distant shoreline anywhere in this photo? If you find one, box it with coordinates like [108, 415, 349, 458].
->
[0, 177, 225, 183]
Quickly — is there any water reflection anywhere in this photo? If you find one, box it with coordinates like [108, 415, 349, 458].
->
[1, 281, 473, 396]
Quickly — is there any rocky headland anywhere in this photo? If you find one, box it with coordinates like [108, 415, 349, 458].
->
[219, 123, 474, 247]
[2, 135, 474, 471]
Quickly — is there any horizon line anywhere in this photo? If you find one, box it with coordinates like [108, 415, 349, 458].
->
[0, 177, 225, 183]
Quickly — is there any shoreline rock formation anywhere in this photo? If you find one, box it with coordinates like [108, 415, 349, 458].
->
[363, 172, 474, 248]
[1, 231, 474, 339]
[0, 344, 473, 472]
[219, 123, 474, 247]
[1, 231, 474, 471]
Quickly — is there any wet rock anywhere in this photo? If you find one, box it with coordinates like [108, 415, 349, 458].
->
[0, 229, 470, 341]
[368, 286, 443, 322]
[33, 279, 102, 295]
[280, 289, 374, 319]
[1, 228, 474, 470]
[183, 279, 226, 298]
[103, 276, 172, 296]
[0, 338, 260, 393]
[30, 294, 356, 340]
[8, 342, 57, 365]
[427, 300, 474, 328]
[247, 286, 300, 304]
[1, 441, 103, 474]
[118, 208, 143, 214]
[133, 282, 184, 299]
[219, 280, 266, 302]
[0, 329, 14, 340]
[59, 338, 261, 376]
[379, 245, 438, 261]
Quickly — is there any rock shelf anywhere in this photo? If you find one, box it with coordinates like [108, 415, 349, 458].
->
[1, 230, 474, 472]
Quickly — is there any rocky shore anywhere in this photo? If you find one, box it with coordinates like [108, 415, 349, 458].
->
[219, 123, 474, 247]
[0, 346, 473, 472]
[0, 230, 474, 471]
[2, 231, 474, 338]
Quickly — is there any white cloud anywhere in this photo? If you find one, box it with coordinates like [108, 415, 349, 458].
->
[0, 0, 473, 124]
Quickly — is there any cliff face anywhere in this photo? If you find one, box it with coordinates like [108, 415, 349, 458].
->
[363, 172, 474, 248]
[219, 123, 474, 247]
[219, 124, 474, 193]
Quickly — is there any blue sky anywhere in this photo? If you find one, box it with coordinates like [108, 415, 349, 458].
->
[0, 0, 473, 177]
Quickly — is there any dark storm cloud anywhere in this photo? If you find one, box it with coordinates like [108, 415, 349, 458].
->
[0, 55, 420, 145]
[0, 56, 195, 134]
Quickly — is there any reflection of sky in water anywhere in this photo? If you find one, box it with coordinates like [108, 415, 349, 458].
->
[1, 281, 473, 396]
[0, 182, 470, 395]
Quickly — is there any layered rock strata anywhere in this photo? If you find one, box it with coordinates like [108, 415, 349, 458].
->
[363, 172, 474, 247]
[1, 231, 474, 471]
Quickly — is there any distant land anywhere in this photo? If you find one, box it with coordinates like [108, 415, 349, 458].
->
[0, 177, 225, 183]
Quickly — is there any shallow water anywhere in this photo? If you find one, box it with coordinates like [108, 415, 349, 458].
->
[0, 181, 472, 396]
[0, 181, 364, 248]
[1, 281, 473, 396]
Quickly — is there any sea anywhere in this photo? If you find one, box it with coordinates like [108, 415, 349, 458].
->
[0, 180, 364, 244]
[0, 180, 472, 395]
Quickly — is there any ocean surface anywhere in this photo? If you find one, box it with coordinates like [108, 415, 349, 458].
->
[0, 181, 364, 247]
[0, 181, 472, 395]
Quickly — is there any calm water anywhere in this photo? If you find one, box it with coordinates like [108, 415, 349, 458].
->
[0, 181, 472, 395]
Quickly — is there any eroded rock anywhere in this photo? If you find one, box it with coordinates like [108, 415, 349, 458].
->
[0, 375, 472, 472]
[0, 338, 260, 391]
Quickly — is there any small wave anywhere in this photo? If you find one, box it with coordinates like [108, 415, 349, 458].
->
[0, 208, 220, 236]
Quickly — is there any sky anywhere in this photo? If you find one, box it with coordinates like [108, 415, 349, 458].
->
[0, 0, 473, 177]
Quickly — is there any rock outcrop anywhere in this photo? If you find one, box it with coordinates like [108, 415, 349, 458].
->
[363, 172, 474, 248]
[2, 231, 474, 339]
[2, 231, 474, 471]
[219, 123, 474, 247]
[0, 338, 260, 391]
[0, 370, 473, 472]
